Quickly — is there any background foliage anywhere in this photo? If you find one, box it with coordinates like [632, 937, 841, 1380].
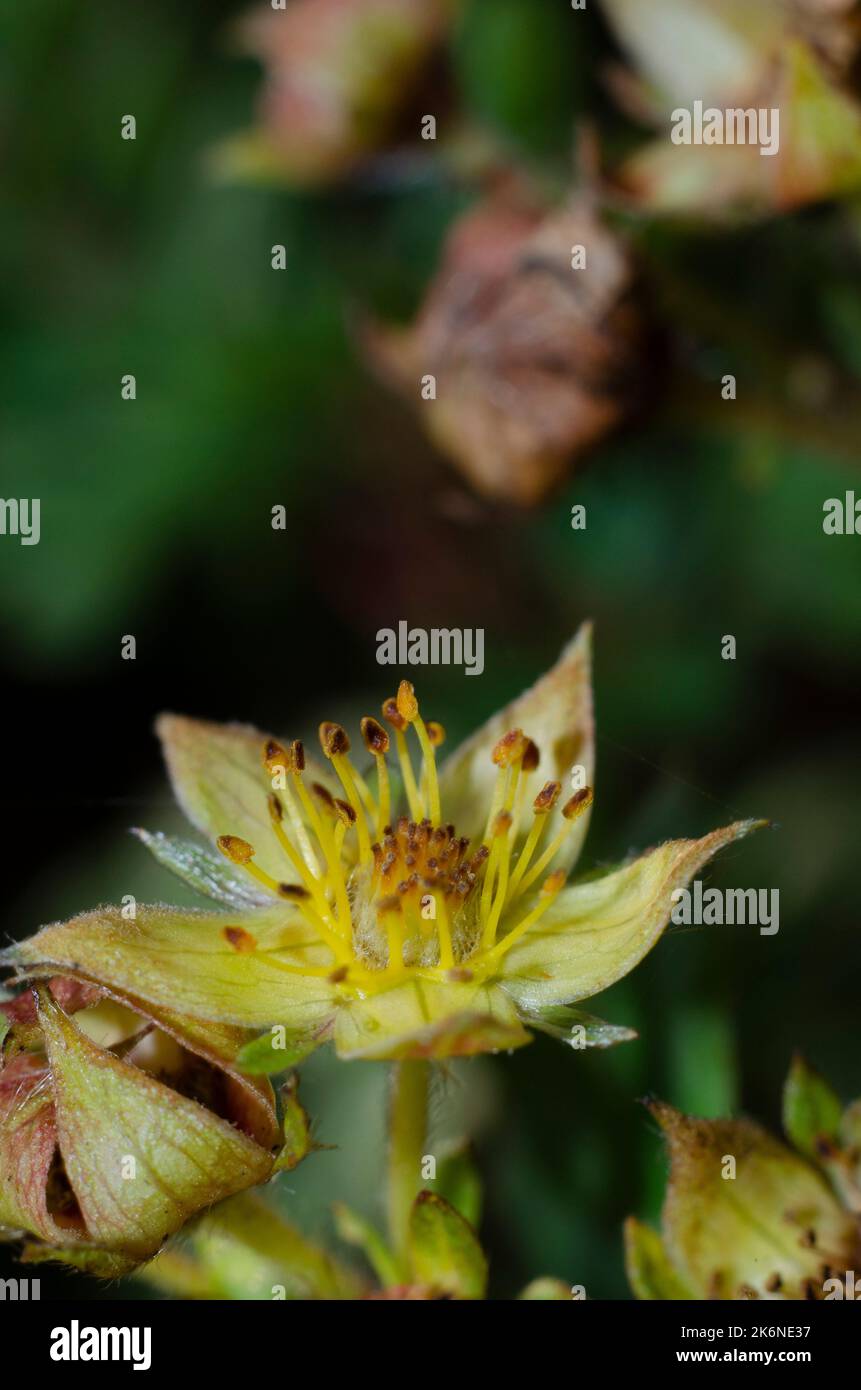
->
[2, 0, 859, 1298]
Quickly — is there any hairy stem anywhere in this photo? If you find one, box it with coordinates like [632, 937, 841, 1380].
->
[387, 1059, 430, 1277]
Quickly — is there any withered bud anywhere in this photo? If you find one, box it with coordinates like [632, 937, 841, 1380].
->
[396, 679, 419, 724]
[562, 787, 593, 820]
[319, 721, 350, 758]
[361, 716, 390, 756]
[334, 798, 357, 826]
[217, 834, 255, 865]
[534, 780, 562, 814]
[291, 739, 306, 772]
[381, 697, 407, 732]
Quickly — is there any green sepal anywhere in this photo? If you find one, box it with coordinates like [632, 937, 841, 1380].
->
[783, 1053, 843, 1161]
[407, 1190, 488, 1300]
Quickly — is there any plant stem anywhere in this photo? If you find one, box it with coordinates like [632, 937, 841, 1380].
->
[387, 1059, 430, 1277]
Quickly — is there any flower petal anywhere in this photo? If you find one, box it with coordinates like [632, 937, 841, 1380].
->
[334, 978, 531, 1061]
[498, 819, 763, 1009]
[156, 714, 336, 883]
[36, 988, 275, 1262]
[4, 904, 338, 1034]
[0, 1055, 75, 1246]
[438, 625, 594, 871]
[132, 829, 272, 909]
[652, 1102, 857, 1299]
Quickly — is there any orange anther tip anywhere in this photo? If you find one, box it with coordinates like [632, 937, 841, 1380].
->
[396, 679, 418, 723]
[563, 787, 593, 819]
[217, 834, 255, 864]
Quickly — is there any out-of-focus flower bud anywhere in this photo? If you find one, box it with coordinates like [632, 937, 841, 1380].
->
[363, 195, 646, 505]
[601, 0, 861, 216]
[0, 981, 282, 1275]
[220, 0, 452, 186]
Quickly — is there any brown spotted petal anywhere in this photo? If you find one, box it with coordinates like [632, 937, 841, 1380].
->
[652, 1102, 858, 1300]
[364, 197, 644, 504]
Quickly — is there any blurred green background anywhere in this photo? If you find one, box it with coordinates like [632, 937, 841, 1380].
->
[2, 0, 860, 1299]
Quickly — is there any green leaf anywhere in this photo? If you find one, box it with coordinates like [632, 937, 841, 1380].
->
[623, 1217, 695, 1300]
[236, 1026, 324, 1076]
[273, 1074, 317, 1173]
[407, 1191, 487, 1299]
[783, 1053, 842, 1160]
[332, 1203, 401, 1289]
[432, 1144, 483, 1228]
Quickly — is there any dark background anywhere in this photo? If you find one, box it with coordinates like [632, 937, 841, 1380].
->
[1, 0, 859, 1298]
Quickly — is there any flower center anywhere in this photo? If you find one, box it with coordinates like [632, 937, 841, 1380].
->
[217, 681, 592, 997]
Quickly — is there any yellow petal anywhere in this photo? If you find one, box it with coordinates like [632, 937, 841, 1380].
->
[334, 978, 531, 1061]
[498, 819, 763, 1009]
[6, 904, 337, 1034]
[438, 625, 594, 873]
[37, 989, 275, 1262]
[156, 714, 337, 883]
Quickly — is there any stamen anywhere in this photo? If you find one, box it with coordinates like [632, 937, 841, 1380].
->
[382, 696, 424, 822]
[378, 895, 404, 973]
[507, 780, 561, 898]
[217, 833, 348, 961]
[361, 716, 391, 837]
[511, 788, 593, 901]
[319, 721, 373, 867]
[480, 810, 512, 928]
[396, 680, 441, 826]
[484, 870, 566, 966]
[435, 892, 454, 969]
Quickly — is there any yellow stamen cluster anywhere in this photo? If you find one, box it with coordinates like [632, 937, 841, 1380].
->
[216, 685, 593, 997]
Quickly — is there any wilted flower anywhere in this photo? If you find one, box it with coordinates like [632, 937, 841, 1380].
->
[218, 0, 451, 186]
[625, 1057, 861, 1300]
[600, 0, 861, 216]
[0, 980, 283, 1274]
[3, 627, 759, 1074]
[364, 197, 646, 505]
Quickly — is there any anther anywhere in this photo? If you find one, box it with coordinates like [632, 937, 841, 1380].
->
[217, 835, 255, 864]
[333, 798, 357, 826]
[396, 679, 419, 724]
[522, 738, 540, 772]
[268, 793, 284, 823]
[223, 925, 257, 953]
[492, 729, 527, 768]
[291, 739, 306, 772]
[263, 739, 291, 775]
[361, 716, 390, 755]
[319, 721, 351, 757]
[381, 697, 407, 732]
[563, 787, 593, 818]
[277, 883, 310, 900]
[426, 720, 445, 747]
[534, 780, 561, 813]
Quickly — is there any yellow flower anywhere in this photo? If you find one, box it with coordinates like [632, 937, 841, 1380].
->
[3, 627, 761, 1067]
